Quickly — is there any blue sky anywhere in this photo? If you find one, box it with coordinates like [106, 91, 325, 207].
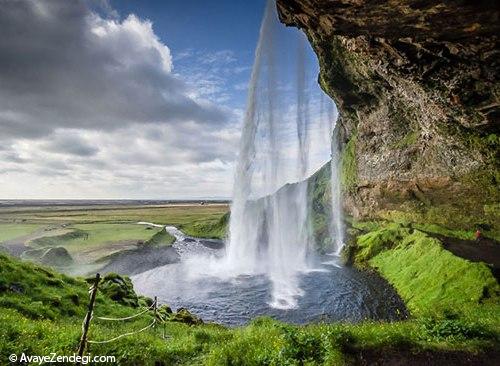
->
[110, 0, 267, 109]
[0, 0, 333, 199]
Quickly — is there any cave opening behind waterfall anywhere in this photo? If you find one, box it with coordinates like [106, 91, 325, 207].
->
[225, 0, 343, 309]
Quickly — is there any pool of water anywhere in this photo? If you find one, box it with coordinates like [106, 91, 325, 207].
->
[132, 227, 407, 326]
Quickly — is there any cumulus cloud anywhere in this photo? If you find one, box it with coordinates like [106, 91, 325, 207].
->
[0, 0, 242, 199]
[0, 0, 228, 140]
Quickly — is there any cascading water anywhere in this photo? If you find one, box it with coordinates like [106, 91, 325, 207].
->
[330, 121, 345, 255]
[226, 0, 338, 309]
[132, 0, 407, 325]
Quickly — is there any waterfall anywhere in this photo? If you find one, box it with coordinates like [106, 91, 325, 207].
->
[226, 0, 340, 309]
[330, 122, 345, 254]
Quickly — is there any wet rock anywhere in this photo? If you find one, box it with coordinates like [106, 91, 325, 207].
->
[200, 239, 224, 250]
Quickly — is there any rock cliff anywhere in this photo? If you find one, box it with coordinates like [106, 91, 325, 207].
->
[277, 0, 499, 233]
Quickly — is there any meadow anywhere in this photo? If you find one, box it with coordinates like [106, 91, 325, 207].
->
[0, 203, 228, 270]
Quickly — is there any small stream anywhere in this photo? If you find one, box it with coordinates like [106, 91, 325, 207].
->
[131, 225, 407, 326]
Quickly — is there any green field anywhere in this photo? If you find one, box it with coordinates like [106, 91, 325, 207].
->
[32, 224, 162, 250]
[0, 204, 228, 226]
[0, 204, 228, 268]
[0, 223, 43, 242]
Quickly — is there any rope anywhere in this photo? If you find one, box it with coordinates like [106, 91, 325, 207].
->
[87, 319, 156, 344]
[81, 312, 93, 333]
[94, 302, 156, 321]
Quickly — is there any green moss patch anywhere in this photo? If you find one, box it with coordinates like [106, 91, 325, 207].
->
[354, 225, 499, 318]
[341, 132, 358, 193]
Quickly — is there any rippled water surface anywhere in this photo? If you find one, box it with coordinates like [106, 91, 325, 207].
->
[132, 227, 407, 326]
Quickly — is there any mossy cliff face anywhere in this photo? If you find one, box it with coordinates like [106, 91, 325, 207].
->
[277, 0, 499, 232]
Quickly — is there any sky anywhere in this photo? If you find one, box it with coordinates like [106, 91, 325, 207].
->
[0, 0, 333, 200]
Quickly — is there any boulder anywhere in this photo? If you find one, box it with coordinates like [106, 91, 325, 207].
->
[169, 307, 203, 325]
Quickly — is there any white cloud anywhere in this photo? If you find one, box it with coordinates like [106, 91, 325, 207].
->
[0, 0, 240, 199]
[90, 14, 173, 73]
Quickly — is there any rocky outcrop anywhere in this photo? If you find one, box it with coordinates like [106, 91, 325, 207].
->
[277, 0, 499, 233]
[22, 246, 74, 267]
[96, 272, 140, 307]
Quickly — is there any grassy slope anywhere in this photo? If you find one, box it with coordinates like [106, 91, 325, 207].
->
[179, 212, 229, 240]
[354, 224, 499, 333]
[144, 229, 176, 247]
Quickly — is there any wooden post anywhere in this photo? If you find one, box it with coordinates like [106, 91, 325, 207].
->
[77, 273, 100, 362]
[153, 296, 158, 333]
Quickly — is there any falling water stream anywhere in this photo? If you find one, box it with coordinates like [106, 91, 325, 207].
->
[132, 0, 407, 325]
[225, 0, 338, 309]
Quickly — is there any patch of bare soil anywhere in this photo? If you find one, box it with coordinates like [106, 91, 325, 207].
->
[432, 234, 500, 282]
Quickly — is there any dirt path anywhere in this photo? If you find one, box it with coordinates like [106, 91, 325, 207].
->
[430, 233, 500, 281]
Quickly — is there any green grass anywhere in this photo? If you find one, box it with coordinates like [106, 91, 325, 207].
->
[68, 224, 162, 249]
[180, 212, 229, 240]
[0, 204, 228, 273]
[0, 223, 42, 242]
[0, 205, 228, 253]
[27, 223, 164, 262]
[144, 229, 175, 246]
[30, 229, 88, 248]
[0, 252, 498, 365]
[412, 223, 476, 241]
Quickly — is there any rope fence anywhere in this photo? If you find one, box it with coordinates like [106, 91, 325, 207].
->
[87, 318, 157, 344]
[76, 273, 167, 363]
[94, 301, 156, 321]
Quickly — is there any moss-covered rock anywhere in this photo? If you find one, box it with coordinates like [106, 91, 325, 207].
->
[144, 228, 175, 247]
[95, 272, 139, 308]
[180, 212, 229, 240]
[22, 246, 73, 267]
[169, 307, 203, 325]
